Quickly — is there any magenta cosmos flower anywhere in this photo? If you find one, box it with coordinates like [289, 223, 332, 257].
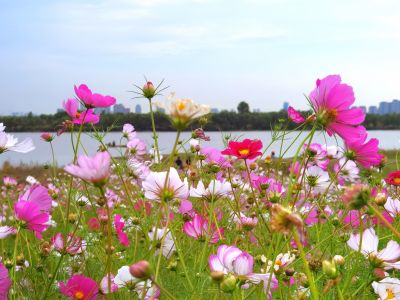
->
[64, 152, 111, 186]
[221, 139, 263, 160]
[14, 201, 50, 239]
[0, 262, 11, 300]
[183, 214, 223, 243]
[309, 75, 366, 142]
[114, 214, 129, 247]
[345, 134, 383, 168]
[59, 274, 98, 300]
[74, 84, 116, 108]
[287, 106, 305, 124]
[63, 99, 100, 125]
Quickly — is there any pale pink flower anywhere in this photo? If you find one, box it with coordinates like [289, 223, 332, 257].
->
[3, 176, 17, 187]
[126, 138, 147, 159]
[142, 168, 189, 202]
[0, 132, 34, 154]
[122, 123, 136, 140]
[100, 273, 118, 294]
[64, 152, 111, 186]
[347, 228, 400, 269]
[303, 143, 329, 170]
[51, 233, 86, 255]
[385, 197, 400, 217]
[148, 227, 176, 258]
[0, 226, 17, 239]
[189, 179, 231, 201]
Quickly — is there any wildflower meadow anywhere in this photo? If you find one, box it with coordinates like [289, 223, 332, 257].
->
[1, 75, 400, 299]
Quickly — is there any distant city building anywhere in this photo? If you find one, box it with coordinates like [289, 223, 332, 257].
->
[283, 102, 289, 111]
[368, 106, 378, 114]
[135, 104, 142, 114]
[253, 108, 261, 113]
[57, 108, 64, 113]
[11, 112, 27, 116]
[156, 107, 165, 113]
[113, 104, 130, 114]
[368, 99, 400, 115]
[94, 107, 111, 114]
[210, 108, 219, 113]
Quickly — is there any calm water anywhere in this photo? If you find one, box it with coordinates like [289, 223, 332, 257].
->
[1, 131, 400, 166]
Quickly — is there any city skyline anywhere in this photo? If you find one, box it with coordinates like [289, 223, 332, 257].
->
[1, 0, 400, 115]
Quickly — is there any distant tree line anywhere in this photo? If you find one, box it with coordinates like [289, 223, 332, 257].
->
[2, 101, 400, 132]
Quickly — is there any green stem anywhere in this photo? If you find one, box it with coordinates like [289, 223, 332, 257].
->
[292, 229, 319, 300]
[149, 99, 161, 163]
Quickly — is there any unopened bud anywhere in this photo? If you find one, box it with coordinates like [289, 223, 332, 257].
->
[129, 260, 151, 279]
[210, 271, 224, 282]
[68, 213, 77, 223]
[220, 274, 237, 293]
[374, 193, 387, 206]
[333, 255, 345, 266]
[143, 82, 156, 99]
[322, 260, 337, 279]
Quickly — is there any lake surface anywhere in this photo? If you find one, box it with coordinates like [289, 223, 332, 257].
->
[1, 131, 400, 166]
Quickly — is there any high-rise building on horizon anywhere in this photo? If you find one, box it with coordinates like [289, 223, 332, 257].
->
[283, 101, 289, 111]
[135, 104, 142, 114]
[113, 104, 130, 114]
[369, 99, 400, 115]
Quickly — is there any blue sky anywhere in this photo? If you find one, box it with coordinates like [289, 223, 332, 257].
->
[1, 0, 400, 115]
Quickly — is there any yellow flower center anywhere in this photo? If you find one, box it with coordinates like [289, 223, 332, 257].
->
[74, 291, 85, 300]
[386, 289, 395, 300]
[394, 178, 400, 184]
[275, 260, 282, 266]
[177, 101, 186, 111]
[238, 149, 250, 156]
[76, 112, 81, 119]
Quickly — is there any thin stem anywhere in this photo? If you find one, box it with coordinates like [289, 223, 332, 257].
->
[292, 229, 319, 300]
[148, 99, 161, 163]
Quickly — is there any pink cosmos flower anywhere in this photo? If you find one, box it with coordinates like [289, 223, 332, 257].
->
[74, 84, 116, 108]
[287, 106, 305, 124]
[0, 226, 17, 239]
[222, 139, 263, 160]
[309, 75, 366, 142]
[40, 132, 54, 142]
[345, 134, 383, 168]
[100, 274, 118, 294]
[142, 167, 189, 202]
[385, 197, 400, 217]
[200, 146, 231, 168]
[209, 245, 278, 296]
[122, 123, 136, 140]
[303, 143, 329, 170]
[19, 184, 52, 212]
[347, 228, 400, 269]
[126, 138, 147, 159]
[3, 176, 17, 187]
[63, 99, 100, 124]
[114, 214, 129, 247]
[14, 201, 49, 239]
[334, 158, 359, 185]
[183, 214, 223, 243]
[51, 233, 86, 255]
[59, 274, 98, 300]
[64, 152, 111, 186]
[0, 262, 11, 300]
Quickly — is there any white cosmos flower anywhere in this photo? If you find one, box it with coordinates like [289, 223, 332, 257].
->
[148, 227, 176, 258]
[190, 179, 231, 200]
[114, 266, 138, 288]
[385, 197, 400, 217]
[304, 166, 330, 193]
[0, 132, 34, 154]
[372, 277, 400, 300]
[0, 123, 5, 132]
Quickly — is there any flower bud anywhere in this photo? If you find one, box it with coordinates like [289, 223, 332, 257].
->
[210, 271, 225, 282]
[220, 274, 237, 293]
[374, 192, 387, 206]
[142, 82, 156, 99]
[68, 213, 77, 223]
[373, 268, 386, 280]
[322, 260, 337, 279]
[249, 162, 257, 170]
[129, 260, 151, 279]
[333, 255, 345, 266]
[285, 267, 295, 276]
[40, 132, 54, 142]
